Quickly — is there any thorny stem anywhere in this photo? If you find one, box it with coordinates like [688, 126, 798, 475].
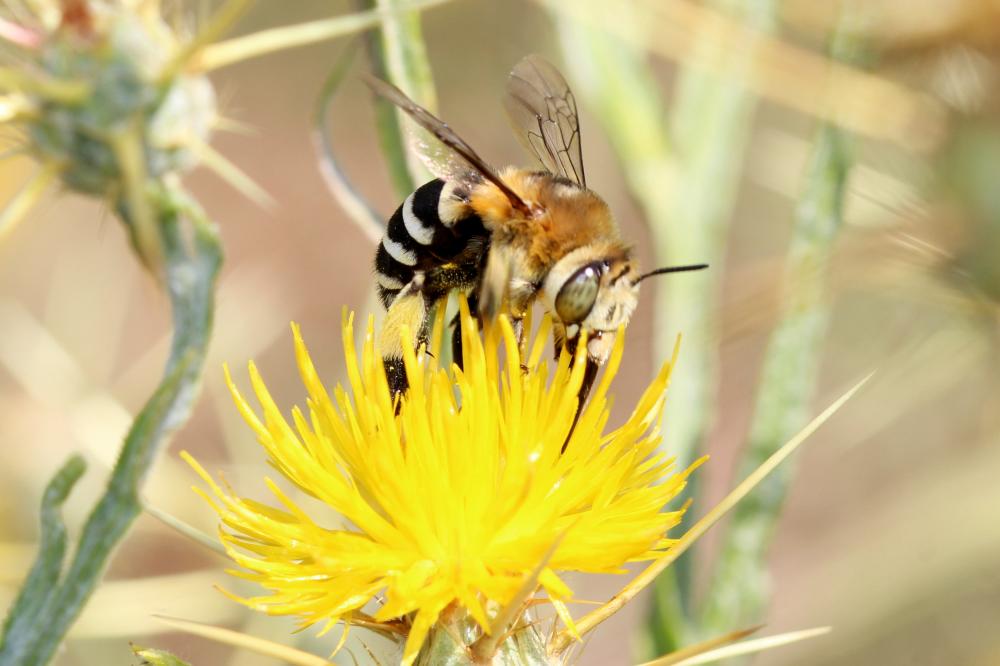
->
[0, 185, 222, 666]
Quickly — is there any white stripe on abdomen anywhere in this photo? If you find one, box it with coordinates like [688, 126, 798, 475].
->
[402, 193, 435, 245]
[376, 272, 405, 290]
[382, 236, 417, 266]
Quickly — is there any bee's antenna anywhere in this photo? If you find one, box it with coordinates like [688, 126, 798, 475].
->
[636, 263, 709, 284]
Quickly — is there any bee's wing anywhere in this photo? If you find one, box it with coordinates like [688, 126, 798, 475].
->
[407, 123, 478, 184]
[503, 55, 586, 187]
[365, 75, 531, 216]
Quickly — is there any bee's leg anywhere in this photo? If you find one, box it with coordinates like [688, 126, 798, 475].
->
[450, 312, 462, 371]
[477, 250, 510, 323]
[552, 320, 599, 452]
[562, 356, 598, 453]
[576, 356, 600, 410]
[421, 254, 486, 373]
[509, 316, 528, 374]
[509, 317, 524, 342]
[379, 275, 432, 398]
[555, 334, 600, 407]
[506, 288, 537, 373]
[450, 289, 480, 371]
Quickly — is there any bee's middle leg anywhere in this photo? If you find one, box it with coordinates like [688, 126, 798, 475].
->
[449, 289, 480, 372]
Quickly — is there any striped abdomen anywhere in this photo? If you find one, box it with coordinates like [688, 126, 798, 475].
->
[374, 179, 490, 308]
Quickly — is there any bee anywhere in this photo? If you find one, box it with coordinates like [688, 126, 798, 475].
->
[370, 55, 706, 401]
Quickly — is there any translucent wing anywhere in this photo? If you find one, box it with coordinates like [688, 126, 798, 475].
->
[504, 55, 586, 187]
[365, 75, 531, 216]
[407, 122, 479, 185]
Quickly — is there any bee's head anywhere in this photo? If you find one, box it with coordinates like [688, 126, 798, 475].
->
[542, 245, 641, 364]
[543, 247, 709, 364]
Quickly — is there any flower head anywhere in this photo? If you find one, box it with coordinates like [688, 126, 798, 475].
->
[186, 301, 697, 664]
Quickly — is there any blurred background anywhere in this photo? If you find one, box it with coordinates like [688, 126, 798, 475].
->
[1, 1, 999, 664]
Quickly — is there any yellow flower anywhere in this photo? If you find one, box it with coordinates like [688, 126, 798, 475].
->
[185, 301, 698, 665]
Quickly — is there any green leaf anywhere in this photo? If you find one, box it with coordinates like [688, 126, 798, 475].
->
[0, 456, 86, 660]
[131, 644, 194, 666]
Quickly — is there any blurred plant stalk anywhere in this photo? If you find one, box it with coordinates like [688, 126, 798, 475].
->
[313, 0, 441, 246]
[699, 32, 857, 637]
[311, 0, 444, 244]
[191, 0, 449, 72]
[541, 0, 946, 152]
[782, 0, 1000, 52]
[375, 0, 438, 187]
[356, 0, 417, 200]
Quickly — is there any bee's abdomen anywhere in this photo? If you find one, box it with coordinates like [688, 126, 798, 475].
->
[375, 179, 487, 308]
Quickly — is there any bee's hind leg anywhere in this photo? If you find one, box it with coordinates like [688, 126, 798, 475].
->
[379, 277, 433, 399]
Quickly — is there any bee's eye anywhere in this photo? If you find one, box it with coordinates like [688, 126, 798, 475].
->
[555, 262, 602, 323]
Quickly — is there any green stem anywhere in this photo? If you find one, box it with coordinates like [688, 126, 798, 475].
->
[354, 0, 416, 199]
[374, 0, 436, 185]
[0, 185, 222, 666]
[374, 0, 437, 110]
[699, 60, 854, 636]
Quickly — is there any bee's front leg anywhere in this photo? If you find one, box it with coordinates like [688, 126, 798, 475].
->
[551, 319, 600, 451]
[553, 321, 599, 401]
